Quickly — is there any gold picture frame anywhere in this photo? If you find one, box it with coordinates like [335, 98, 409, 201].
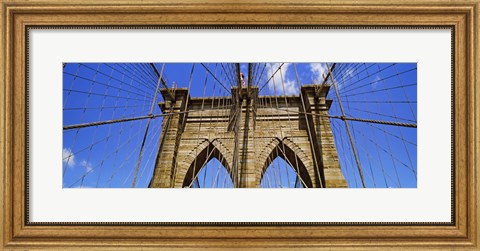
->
[1, 0, 478, 249]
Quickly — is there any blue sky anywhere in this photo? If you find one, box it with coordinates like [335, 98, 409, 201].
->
[63, 63, 417, 188]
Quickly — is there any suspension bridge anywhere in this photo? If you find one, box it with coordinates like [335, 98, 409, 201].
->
[62, 62, 417, 188]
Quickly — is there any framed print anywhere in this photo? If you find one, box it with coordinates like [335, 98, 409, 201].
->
[1, 0, 479, 250]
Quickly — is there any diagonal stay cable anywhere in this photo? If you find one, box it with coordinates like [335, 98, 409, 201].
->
[64, 104, 147, 111]
[63, 89, 154, 103]
[201, 63, 232, 94]
[341, 66, 417, 95]
[258, 63, 285, 93]
[345, 100, 417, 104]
[150, 63, 174, 100]
[340, 83, 416, 98]
[131, 64, 166, 188]
[326, 63, 366, 188]
[75, 63, 152, 96]
[255, 104, 417, 128]
[64, 105, 233, 131]
[348, 106, 417, 123]
[64, 113, 169, 130]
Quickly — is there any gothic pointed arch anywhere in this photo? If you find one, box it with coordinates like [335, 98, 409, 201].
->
[175, 139, 233, 188]
[256, 137, 315, 188]
[190, 157, 234, 188]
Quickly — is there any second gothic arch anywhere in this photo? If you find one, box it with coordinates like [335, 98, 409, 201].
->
[255, 137, 318, 188]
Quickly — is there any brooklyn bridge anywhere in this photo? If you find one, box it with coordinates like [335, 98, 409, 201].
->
[62, 63, 417, 188]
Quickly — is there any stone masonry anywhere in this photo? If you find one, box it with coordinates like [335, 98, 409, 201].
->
[149, 84, 347, 188]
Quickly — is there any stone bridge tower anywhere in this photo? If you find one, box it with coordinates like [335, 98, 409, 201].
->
[149, 84, 347, 188]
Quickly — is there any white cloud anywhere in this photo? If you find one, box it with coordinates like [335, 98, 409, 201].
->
[62, 148, 75, 167]
[62, 147, 94, 173]
[80, 160, 93, 173]
[265, 63, 299, 95]
[309, 63, 328, 84]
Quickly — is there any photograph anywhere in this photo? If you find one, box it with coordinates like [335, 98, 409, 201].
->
[62, 62, 417, 188]
[3, 0, 478, 248]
